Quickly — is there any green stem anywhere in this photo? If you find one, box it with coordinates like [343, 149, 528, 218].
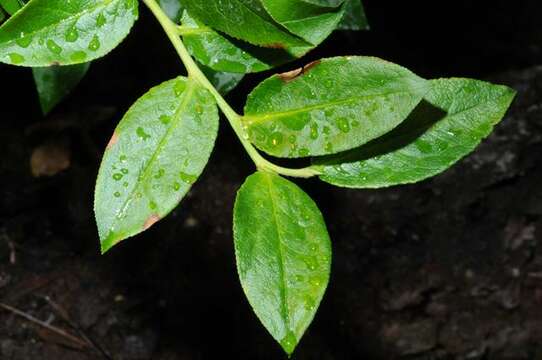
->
[141, 0, 320, 178]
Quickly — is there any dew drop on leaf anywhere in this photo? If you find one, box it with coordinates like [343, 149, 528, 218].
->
[179, 171, 197, 184]
[159, 115, 171, 125]
[70, 51, 87, 62]
[96, 13, 107, 27]
[112, 173, 123, 181]
[15, 34, 32, 48]
[88, 35, 101, 51]
[8, 53, 24, 64]
[136, 127, 151, 140]
[65, 27, 79, 42]
[46, 39, 62, 54]
[337, 118, 350, 133]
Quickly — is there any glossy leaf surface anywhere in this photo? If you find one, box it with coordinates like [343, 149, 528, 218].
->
[260, 0, 345, 45]
[32, 63, 90, 114]
[315, 78, 516, 188]
[181, 0, 311, 57]
[0, 0, 138, 66]
[234, 171, 331, 355]
[95, 77, 218, 253]
[243, 56, 429, 158]
[181, 12, 293, 73]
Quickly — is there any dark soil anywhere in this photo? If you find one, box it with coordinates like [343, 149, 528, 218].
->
[1, 1, 541, 359]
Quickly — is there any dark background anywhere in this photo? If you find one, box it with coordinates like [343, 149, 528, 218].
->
[1, 1, 541, 359]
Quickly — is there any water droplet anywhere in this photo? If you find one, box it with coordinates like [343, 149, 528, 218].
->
[46, 39, 62, 54]
[298, 148, 310, 157]
[136, 127, 151, 140]
[120, 155, 127, 162]
[324, 142, 333, 153]
[310, 123, 319, 140]
[7, 53, 24, 64]
[323, 126, 331, 135]
[88, 35, 101, 51]
[195, 105, 203, 115]
[173, 182, 181, 191]
[114, 191, 121, 198]
[65, 27, 79, 42]
[351, 120, 360, 128]
[122, 182, 129, 188]
[96, 13, 107, 28]
[15, 33, 32, 48]
[112, 173, 123, 181]
[154, 168, 165, 179]
[70, 51, 87, 62]
[268, 132, 283, 148]
[415, 140, 432, 154]
[149, 201, 157, 210]
[159, 115, 171, 125]
[179, 171, 197, 184]
[174, 81, 184, 96]
[337, 118, 350, 133]
[121, 168, 129, 174]
[288, 134, 296, 144]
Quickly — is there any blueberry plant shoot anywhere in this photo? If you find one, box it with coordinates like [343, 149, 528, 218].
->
[0, 0, 516, 355]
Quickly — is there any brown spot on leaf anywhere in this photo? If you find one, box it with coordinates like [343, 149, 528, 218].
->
[277, 60, 322, 83]
[106, 132, 119, 150]
[143, 214, 160, 231]
[278, 67, 304, 82]
[50, 61, 60, 66]
[303, 59, 321, 73]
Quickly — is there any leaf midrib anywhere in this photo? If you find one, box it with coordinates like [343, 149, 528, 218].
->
[263, 173, 291, 336]
[113, 79, 197, 232]
[243, 87, 421, 125]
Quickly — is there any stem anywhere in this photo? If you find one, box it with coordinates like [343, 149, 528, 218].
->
[141, 0, 320, 178]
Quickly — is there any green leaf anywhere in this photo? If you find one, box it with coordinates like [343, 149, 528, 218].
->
[299, 0, 344, 6]
[0, 0, 138, 67]
[181, 11, 294, 74]
[201, 65, 244, 95]
[337, 0, 369, 30]
[243, 56, 429, 158]
[314, 78, 516, 188]
[32, 63, 90, 114]
[260, 0, 346, 45]
[234, 171, 331, 355]
[159, 0, 183, 23]
[181, 0, 312, 57]
[95, 77, 218, 253]
[0, 0, 23, 16]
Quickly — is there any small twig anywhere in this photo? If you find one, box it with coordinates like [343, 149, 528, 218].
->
[42, 296, 113, 360]
[0, 302, 89, 349]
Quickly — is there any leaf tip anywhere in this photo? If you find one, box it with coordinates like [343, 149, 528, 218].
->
[279, 331, 298, 356]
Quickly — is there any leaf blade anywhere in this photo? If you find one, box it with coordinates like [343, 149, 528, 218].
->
[243, 56, 429, 158]
[95, 77, 218, 253]
[181, 0, 312, 57]
[0, 0, 138, 66]
[314, 78, 516, 188]
[181, 11, 293, 73]
[234, 171, 331, 355]
[32, 62, 90, 114]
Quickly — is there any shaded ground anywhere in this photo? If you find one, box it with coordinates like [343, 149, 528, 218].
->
[1, 1, 542, 359]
